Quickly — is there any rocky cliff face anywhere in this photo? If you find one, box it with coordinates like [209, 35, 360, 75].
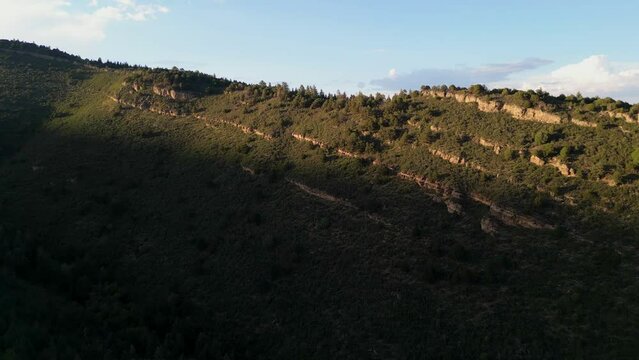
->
[152, 85, 195, 101]
[110, 95, 182, 116]
[425, 89, 639, 127]
[126, 81, 195, 101]
[424, 89, 562, 124]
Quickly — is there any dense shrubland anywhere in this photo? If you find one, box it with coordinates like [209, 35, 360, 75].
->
[1, 41, 639, 359]
[426, 84, 639, 119]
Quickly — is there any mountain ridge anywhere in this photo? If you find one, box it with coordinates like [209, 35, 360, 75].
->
[1, 39, 638, 359]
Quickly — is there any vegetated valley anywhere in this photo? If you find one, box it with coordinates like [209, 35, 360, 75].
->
[1, 40, 639, 359]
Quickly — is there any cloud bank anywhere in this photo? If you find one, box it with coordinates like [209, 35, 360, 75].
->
[371, 56, 639, 103]
[0, 0, 168, 45]
[498, 55, 639, 103]
[370, 58, 552, 90]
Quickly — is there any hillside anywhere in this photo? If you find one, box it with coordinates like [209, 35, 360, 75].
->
[1, 40, 638, 359]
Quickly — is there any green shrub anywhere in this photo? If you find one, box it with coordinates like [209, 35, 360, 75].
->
[559, 146, 571, 160]
[534, 130, 549, 145]
[501, 148, 516, 160]
[632, 148, 639, 166]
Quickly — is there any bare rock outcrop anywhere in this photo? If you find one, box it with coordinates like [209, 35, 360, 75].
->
[400, 173, 556, 229]
[489, 204, 555, 230]
[396, 171, 463, 214]
[110, 96, 181, 116]
[397, 172, 459, 199]
[286, 178, 390, 226]
[571, 119, 597, 128]
[291, 133, 376, 162]
[430, 148, 465, 165]
[423, 89, 562, 124]
[469, 192, 555, 230]
[605, 111, 638, 124]
[292, 132, 327, 148]
[152, 86, 194, 101]
[548, 158, 576, 177]
[518, 107, 562, 124]
[429, 148, 488, 173]
[530, 155, 546, 166]
[469, 192, 492, 207]
[196, 114, 273, 140]
[530, 155, 576, 177]
[477, 137, 502, 154]
[480, 216, 499, 235]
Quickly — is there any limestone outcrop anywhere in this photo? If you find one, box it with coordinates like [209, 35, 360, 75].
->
[127, 81, 194, 101]
[477, 137, 502, 154]
[430, 148, 464, 165]
[396, 171, 463, 214]
[291, 133, 377, 163]
[152, 85, 194, 101]
[488, 203, 555, 230]
[605, 111, 638, 124]
[429, 148, 488, 173]
[530, 155, 576, 177]
[571, 119, 597, 128]
[196, 114, 273, 140]
[548, 158, 576, 177]
[530, 155, 546, 166]
[292, 133, 327, 148]
[469, 192, 555, 230]
[397, 172, 555, 229]
[110, 96, 181, 116]
[286, 178, 390, 226]
[423, 89, 562, 124]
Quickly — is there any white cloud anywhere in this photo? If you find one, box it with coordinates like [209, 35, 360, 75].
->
[0, 0, 169, 45]
[371, 58, 552, 91]
[493, 55, 639, 103]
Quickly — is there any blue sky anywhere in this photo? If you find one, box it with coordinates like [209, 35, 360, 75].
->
[3, 0, 639, 101]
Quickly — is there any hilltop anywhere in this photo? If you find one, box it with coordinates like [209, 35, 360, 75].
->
[1, 40, 638, 359]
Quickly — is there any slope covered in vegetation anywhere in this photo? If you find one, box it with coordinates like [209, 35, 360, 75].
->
[1, 40, 639, 359]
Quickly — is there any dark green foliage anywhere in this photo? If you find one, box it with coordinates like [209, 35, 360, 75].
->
[469, 84, 487, 95]
[1, 40, 639, 359]
[559, 145, 571, 160]
[501, 148, 516, 160]
[534, 130, 550, 145]
[632, 148, 639, 166]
